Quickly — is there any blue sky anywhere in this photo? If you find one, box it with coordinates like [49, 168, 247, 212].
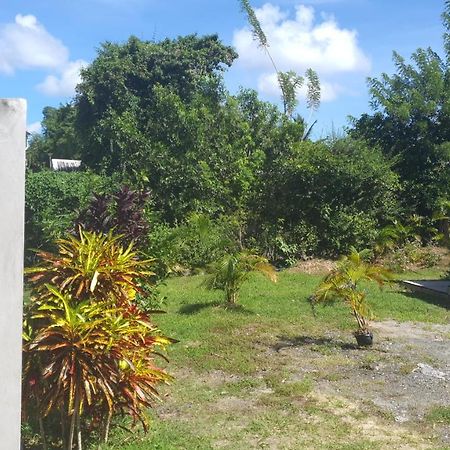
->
[0, 0, 445, 137]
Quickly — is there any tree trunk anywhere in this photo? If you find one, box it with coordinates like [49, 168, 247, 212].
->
[353, 309, 367, 331]
[76, 405, 82, 450]
[68, 393, 81, 450]
[439, 218, 449, 242]
[226, 290, 238, 305]
[68, 410, 75, 450]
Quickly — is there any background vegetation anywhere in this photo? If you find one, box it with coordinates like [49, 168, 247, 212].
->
[26, 8, 450, 266]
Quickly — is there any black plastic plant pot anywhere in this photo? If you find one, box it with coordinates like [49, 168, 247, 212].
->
[354, 331, 373, 347]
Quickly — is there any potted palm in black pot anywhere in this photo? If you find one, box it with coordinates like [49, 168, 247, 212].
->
[311, 248, 392, 346]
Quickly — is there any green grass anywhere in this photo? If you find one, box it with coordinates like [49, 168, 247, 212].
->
[98, 270, 448, 449]
[157, 272, 447, 370]
[426, 406, 450, 425]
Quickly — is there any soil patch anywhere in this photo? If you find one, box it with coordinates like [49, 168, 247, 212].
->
[288, 258, 337, 275]
[271, 320, 450, 445]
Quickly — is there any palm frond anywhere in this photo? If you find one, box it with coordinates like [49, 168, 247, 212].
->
[312, 248, 392, 331]
[203, 251, 277, 304]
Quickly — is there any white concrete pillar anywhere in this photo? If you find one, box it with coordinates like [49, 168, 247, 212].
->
[0, 99, 26, 449]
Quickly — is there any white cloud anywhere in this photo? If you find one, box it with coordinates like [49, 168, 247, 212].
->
[0, 14, 87, 97]
[0, 14, 68, 74]
[233, 3, 370, 74]
[27, 121, 42, 134]
[37, 59, 88, 96]
[257, 71, 341, 102]
[233, 2, 370, 103]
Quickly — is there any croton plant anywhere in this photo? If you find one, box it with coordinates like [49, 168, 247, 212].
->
[23, 229, 174, 450]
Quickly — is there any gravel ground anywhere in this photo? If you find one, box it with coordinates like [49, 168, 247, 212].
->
[275, 319, 450, 446]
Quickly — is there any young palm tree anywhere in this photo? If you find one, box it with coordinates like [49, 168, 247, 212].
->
[203, 252, 277, 305]
[311, 248, 392, 343]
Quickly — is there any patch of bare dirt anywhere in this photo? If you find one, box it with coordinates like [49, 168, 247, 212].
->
[288, 258, 337, 275]
[312, 392, 434, 450]
[271, 320, 450, 446]
[214, 395, 257, 414]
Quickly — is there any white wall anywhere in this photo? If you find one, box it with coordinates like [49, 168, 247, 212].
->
[0, 99, 26, 449]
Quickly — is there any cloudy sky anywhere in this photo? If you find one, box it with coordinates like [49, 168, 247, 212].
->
[0, 0, 445, 137]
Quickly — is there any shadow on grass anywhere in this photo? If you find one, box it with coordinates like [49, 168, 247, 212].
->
[274, 335, 361, 352]
[178, 301, 254, 315]
[393, 283, 449, 310]
[401, 291, 449, 309]
[274, 334, 391, 353]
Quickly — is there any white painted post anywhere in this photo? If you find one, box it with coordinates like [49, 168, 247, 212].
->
[0, 99, 26, 449]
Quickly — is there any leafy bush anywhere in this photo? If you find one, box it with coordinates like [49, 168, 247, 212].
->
[25, 170, 114, 261]
[23, 230, 173, 448]
[75, 185, 151, 248]
[325, 208, 379, 254]
[255, 138, 401, 257]
[373, 215, 442, 272]
[252, 220, 319, 266]
[147, 214, 238, 273]
[374, 215, 440, 256]
[26, 230, 153, 304]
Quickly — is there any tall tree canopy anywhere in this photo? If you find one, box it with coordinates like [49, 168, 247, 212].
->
[27, 104, 78, 170]
[76, 34, 238, 173]
[351, 4, 450, 216]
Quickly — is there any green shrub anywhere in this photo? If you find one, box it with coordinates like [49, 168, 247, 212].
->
[75, 185, 152, 248]
[255, 138, 401, 257]
[25, 170, 114, 261]
[147, 213, 238, 273]
[325, 208, 378, 254]
[252, 220, 319, 266]
[23, 230, 173, 448]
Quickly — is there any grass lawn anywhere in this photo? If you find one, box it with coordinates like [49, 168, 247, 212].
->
[97, 270, 449, 449]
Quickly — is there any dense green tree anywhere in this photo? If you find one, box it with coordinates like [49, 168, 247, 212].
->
[76, 34, 237, 173]
[254, 138, 401, 257]
[74, 34, 301, 222]
[351, 3, 450, 216]
[26, 104, 79, 170]
[133, 86, 267, 221]
[25, 171, 114, 260]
